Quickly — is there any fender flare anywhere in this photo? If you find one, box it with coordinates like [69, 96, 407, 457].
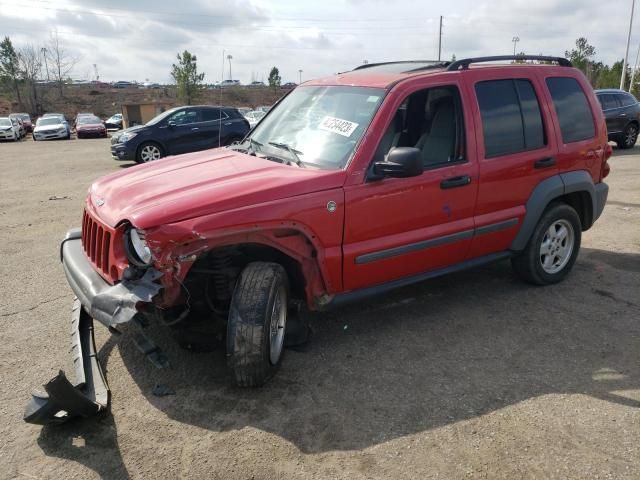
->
[510, 171, 599, 251]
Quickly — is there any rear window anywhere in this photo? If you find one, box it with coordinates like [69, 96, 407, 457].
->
[546, 77, 595, 143]
[475, 79, 546, 158]
[597, 94, 619, 110]
[617, 92, 637, 107]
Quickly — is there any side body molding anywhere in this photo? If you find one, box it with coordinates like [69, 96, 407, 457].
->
[510, 171, 605, 252]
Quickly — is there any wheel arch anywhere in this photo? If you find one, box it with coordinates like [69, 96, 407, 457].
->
[511, 171, 598, 251]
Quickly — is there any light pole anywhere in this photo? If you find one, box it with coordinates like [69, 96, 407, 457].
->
[298, 69, 303, 84]
[226, 54, 233, 81]
[512, 36, 520, 56]
[621, 0, 636, 90]
[41, 47, 49, 81]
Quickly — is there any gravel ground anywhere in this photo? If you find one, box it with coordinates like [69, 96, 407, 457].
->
[0, 137, 638, 479]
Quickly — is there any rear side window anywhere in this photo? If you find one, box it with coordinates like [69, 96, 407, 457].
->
[475, 79, 546, 158]
[546, 77, 595, 143]
[201, 108, 227, 122]
[617, 92, 637, 107]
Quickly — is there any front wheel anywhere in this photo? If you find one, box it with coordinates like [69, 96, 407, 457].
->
[227, 262, 289, 387]
[511, 203, 581, 285]
[136, 142, 163, 163]
[619, 123, 638, 149]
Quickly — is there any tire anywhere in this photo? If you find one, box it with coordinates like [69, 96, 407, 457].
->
[619, 123, 638, 149]
[511, 203, 581, 285]
[136, 142, 163, 163]
[227, 262, 289, 387]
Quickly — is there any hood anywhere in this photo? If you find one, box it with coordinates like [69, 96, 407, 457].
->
[89, 148, 346, 229]
[34, 123, 64, 132]
[77, 122, 105, 129]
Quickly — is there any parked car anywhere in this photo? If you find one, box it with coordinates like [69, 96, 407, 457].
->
[112, 80, 136, 88]
[595, 88, 640, 149]
[76, 115, 107, 138]
[281, 82, 297, 89]
[219, 79, 241, 88]
[33, 116, 71, 140]
[248, 81, 265, 88]
[11, 113, 33, 133]
[73, 112, 94, 129]
[105, 113, 123, 130]
[42, 113, 71, 136]
[110, 105, 250, 163]
[0, 116, 20, 141]
[244, 109, 266, 128]
[9, 116, 25, 138]
[24, 56, 612, 425]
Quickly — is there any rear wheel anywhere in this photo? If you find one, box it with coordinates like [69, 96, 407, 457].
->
[136, 142, 163, 163]
[511, 203, 581, 285]
[227, 262, 289, 387]
[619, 123, 638, 149]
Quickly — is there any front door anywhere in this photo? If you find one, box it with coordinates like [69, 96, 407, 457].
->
[342, 81, 479, 291]
[162, 108, 202, 155]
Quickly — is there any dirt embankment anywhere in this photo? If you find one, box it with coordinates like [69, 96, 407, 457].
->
[0, 85, 286, 118]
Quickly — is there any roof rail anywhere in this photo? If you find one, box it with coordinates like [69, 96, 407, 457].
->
[353, 60, 444, 71]
[446, 55, 572, 71]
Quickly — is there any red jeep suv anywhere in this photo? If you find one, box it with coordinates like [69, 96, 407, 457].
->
[26, 55, 610, 425]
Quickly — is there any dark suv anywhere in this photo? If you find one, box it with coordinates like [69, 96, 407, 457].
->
[595, 88, 640, 148]
[111, 105, 250, 163]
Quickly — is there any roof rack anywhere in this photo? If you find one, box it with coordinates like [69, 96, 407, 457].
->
[447, 55, 572, 71]
[353, 60, 444, 71]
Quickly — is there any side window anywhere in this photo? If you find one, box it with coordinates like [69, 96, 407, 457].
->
[617, 93, 636, 107]
[167, 109, 199, 125]
[597, 94, 619, 111]
[475, 79, 546, 158]
[201, 108, 228, 122]
[373, 85, 465, 168]
[545, 77, 595, 143]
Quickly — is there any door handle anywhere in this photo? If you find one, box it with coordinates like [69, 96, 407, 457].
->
[440, 175, 471, 189]
[534, 157, 556, 169]
[191, 127, 199, 131]
[224, 122, 232, 126]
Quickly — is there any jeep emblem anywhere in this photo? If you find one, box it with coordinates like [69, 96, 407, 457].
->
[326, 201, 337, 213]
[95, 198, 105, 207]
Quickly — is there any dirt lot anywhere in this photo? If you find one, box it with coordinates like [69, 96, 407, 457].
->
[0, 137, 638, 479]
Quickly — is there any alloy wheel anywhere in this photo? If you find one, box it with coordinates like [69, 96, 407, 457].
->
[268, 285, 287, 365]
[539, 219, 575, 274]
[140, 145, 161, 162]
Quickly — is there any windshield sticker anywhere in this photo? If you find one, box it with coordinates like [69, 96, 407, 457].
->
[367, 95, 380, 103]
[319, 116, 359, 137]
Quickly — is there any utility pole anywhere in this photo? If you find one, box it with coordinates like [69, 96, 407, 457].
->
[622, 0, 636, 90]
[438, 16, 443, 61]
[227, 54, 233, 80]
[41, 47, 49, 81]
[298, 69, 303, 84]
[512, 36, 520, 56]
[93, 63, 99, 82]
[630, 39, 640, 93]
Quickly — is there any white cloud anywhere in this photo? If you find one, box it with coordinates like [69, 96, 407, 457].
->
[0, 0, 637, 83]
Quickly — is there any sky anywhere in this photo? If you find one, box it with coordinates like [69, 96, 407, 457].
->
[0, 0, 638, 84]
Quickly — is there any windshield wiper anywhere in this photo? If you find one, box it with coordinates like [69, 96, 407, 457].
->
[228, 137, 263, 154]
[268, 142, 305, 168]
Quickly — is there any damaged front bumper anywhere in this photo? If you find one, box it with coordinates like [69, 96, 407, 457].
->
[24, 229, 162, 425]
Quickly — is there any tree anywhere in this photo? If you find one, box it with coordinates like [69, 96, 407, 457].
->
[565, 37, 596, 77]
[0, 36, 22, 106]
[171, 50, 204, 105]
[46, 30, 79, 97]
[18, 44, 43, 114]
[268, 67, 281, 89]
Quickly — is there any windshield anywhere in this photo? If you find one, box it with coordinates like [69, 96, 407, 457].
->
[78, 116, 102, 125]
[146, 108, 180, 126]
[248, 86, 384, 169]
[0, 118, 11, 126]
[37, 118, 61, 126]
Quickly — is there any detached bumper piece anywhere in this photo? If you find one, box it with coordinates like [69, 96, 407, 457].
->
[24, 300, 109, 425]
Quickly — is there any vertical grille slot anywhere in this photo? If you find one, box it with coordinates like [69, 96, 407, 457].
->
[81, 209, 114, 279]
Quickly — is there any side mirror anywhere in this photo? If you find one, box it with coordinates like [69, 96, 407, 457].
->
[167, 120, 176, 128]
[372, 147, 423, 179]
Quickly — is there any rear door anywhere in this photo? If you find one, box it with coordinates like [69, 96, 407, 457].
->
[465, 69, 559, 259]
[198, 107, 225, 149]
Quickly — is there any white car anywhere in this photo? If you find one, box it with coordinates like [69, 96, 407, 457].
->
[0, 117, 20, 141]
[33, 117, 71, 141]
[244, 110, 266, 128]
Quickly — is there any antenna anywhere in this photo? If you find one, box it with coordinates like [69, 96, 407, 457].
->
[218, 49, 224, 148]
